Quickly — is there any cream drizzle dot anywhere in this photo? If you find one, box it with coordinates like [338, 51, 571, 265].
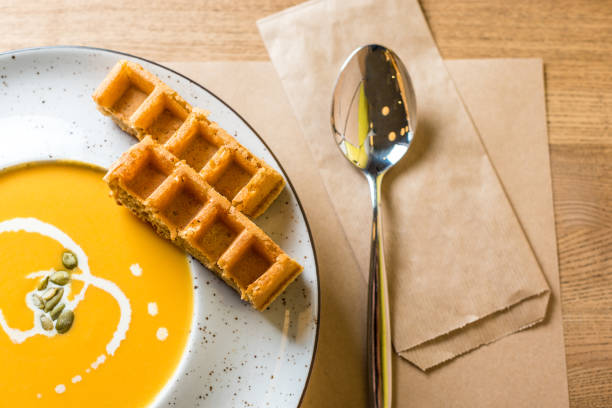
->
[129, 263, 142, 277]
[156, 327, 168, 341]
[148, 302, 158, 316]
[55, 384, 66, 394]
[91, 354, 106, 370]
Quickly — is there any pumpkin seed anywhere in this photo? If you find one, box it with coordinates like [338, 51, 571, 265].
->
[62, 251, 78, 269]
[50, 270, 70, 286]
[31, 293, 44, 309]
[37, 276, 49, 291]
[40, 314, 53, 331]
[55, 309, 74, 334]
[44, 288, 63, 312]
[41, 287, 58, 301]
[50, 303, 65, 320]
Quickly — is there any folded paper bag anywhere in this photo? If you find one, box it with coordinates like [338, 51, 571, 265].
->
[258, 0, 550, 370]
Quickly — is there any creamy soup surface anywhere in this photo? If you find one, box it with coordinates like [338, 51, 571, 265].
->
[0, 162, 193, 407]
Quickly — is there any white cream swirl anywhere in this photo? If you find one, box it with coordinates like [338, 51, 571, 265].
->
[0, 217, 131, 356]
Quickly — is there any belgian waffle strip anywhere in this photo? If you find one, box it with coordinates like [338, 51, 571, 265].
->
[104, 137, 303, 311]
[93, 60, 285, 218]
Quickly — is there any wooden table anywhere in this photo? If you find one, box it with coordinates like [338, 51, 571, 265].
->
[1, 0, 610, 406]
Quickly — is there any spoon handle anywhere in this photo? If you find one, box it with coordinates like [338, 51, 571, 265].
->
[366, 172, 392, 408]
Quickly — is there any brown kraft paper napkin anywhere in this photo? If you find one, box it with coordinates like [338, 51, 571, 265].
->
[257, 0, 551, 370]
[164, 59, 568, 407]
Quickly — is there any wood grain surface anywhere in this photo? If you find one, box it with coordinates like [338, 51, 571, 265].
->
[0, 0, 610, 406]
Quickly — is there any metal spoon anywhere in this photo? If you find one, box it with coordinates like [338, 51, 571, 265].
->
[331, 44, 417, 408]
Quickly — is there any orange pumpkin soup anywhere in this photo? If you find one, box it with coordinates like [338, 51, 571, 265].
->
[0, 162, 193, 406]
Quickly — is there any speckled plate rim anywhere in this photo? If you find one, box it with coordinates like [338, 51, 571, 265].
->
[0, 45, 320, 407]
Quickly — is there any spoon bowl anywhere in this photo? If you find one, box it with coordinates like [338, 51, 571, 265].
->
[331, 44, 417, 408]
[331, 44, 416, 175]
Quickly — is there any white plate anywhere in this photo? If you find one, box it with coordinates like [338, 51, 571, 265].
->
[0, 46, 319, 408]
